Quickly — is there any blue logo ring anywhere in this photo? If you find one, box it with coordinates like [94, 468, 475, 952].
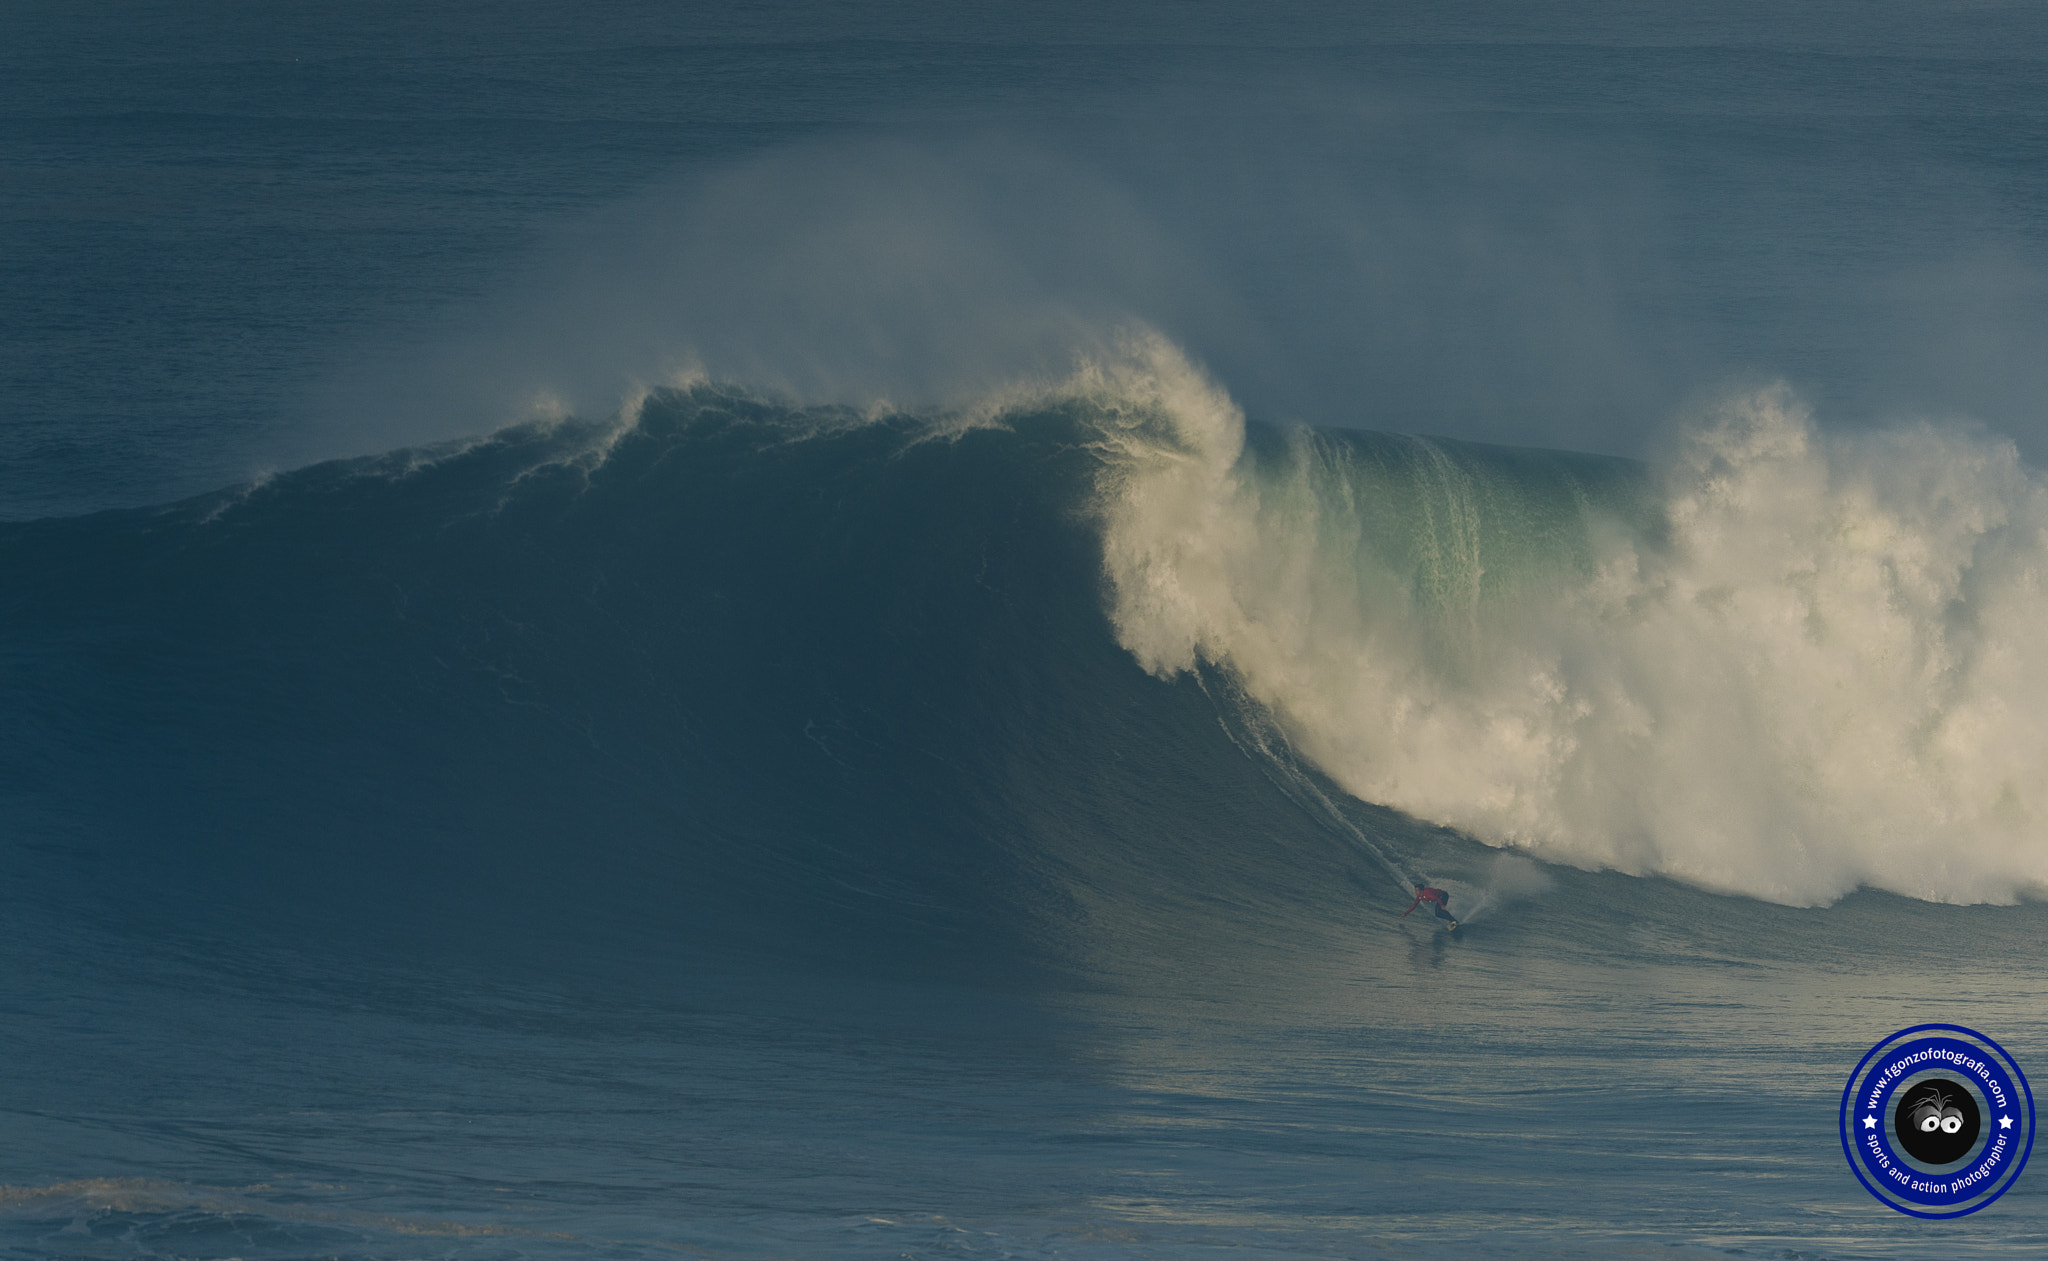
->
[1839, 1023, 2034, 1218]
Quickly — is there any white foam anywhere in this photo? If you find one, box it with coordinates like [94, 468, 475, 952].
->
[1075, 344, 2048, 906]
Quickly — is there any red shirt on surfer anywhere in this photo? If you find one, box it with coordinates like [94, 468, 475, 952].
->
[1401, 884, 1459, 930]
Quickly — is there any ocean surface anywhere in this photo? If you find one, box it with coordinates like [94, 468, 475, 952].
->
[6, 4, 2048, 1259]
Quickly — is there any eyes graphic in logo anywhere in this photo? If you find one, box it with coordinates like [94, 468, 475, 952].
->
[1911, 1088, 1965, 1134]
[1893, 1078, 1980, 1165]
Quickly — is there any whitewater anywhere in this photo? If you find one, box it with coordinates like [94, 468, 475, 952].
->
[1084, 336, 2048, 906]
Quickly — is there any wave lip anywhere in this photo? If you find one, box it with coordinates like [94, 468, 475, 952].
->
[1089, 347, 2048, 907]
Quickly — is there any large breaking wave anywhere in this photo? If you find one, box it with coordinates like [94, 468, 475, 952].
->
[1094, 337, 2048, 906]
[5, 331, 2045, 959]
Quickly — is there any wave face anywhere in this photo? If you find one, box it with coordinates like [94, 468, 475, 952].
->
[5, 336, 2046, 970]
[2, 384, 1132, 975]
[1101, 347, 2048, 905]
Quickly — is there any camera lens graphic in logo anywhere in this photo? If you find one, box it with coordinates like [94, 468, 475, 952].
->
[1841, 1024, 2034, 1218]
[1893, 1077, 1979, 1164]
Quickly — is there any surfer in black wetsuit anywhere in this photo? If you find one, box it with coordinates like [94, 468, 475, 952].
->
[1400, 884, 1458, 930]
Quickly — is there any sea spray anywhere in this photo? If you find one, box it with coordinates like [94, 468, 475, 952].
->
[1079, 343, 2048, 906]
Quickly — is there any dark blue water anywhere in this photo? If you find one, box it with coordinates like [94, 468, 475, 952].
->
[6, 5, 2048, 1258]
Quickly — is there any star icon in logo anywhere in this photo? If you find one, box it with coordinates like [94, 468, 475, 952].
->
[1863, 1114, 1878, 1130]
[2000, 1115, 2015, 1130]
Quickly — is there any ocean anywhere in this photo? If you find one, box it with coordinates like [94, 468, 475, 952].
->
[5, 4, 2048, 1258]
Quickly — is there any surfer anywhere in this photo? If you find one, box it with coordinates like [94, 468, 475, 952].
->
[1401, 884, 1458, 930]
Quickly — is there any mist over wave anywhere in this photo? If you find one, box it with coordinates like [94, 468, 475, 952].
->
[1093, 337, 2048, 906]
